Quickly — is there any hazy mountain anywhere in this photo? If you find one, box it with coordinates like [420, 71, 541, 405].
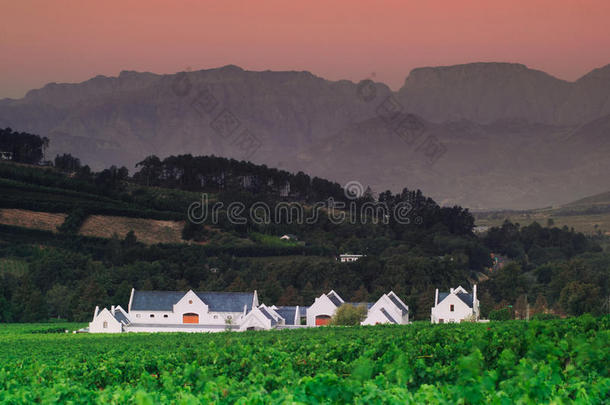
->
[0, 62, 609, 209]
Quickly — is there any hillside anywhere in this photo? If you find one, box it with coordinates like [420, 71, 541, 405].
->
[474, 189, 610, 236]
[2, 63, 610, 209]
[0, 152, 608, 324]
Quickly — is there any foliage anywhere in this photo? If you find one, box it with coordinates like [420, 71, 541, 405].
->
[0, 317, 608, 403]
[489, 308, 512, 321]
[331, 304, 368, 326]
[0, 127, 48, 164]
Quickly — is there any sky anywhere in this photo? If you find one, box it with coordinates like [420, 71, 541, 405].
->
[1, 0, 609, 99]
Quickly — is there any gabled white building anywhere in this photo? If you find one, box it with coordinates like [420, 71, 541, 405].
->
[306, 290, 344, 326]
[90, 289, 259, 333]
[89, 305, 131, 333]
[362, 291, 409, 325]
[431, 285, 479, 323]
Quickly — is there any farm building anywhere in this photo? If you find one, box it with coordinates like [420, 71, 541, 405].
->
[361, 291, 409, 325]
[89, 288, 410, 333]
[430, 285, 480, 323]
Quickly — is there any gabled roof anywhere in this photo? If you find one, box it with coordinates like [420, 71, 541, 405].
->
[326, 290, 344, 307]
[437, 292, 450, 304]
[456, 292, 474, 308]
[258, 307, 278, 326]
[387, 293, 408, 315]
[436, 291, 474, 308]
[130, 290, 255, 312]
[380, 307, 397, 324]
[112, 306, 130, 325]
[274, 306, 298, 325]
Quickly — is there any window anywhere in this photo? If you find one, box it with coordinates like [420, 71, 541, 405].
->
[150, 314, 155, 318]
[163, 314, 168, 318]
[450, 304, 455, 312]
[136, 314, 141, 318]
[214, 315, 218, 319]
[439, 319, 444, 323]
[188, 300, 193, 304]
[103, 321, 108, 329]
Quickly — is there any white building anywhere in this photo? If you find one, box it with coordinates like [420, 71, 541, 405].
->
[89, 305, 130, 333]
[430, 285, 479, 324]
[339, 254, 364, 263]
[89, 287, 410, 333]
[306, 290, 345, 326]
[239, 304, 305, 331]
[90, 289, 259, 333]
[362, 291, 409, 325]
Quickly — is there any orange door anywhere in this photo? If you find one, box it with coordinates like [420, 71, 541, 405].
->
[183, 313, 199, 324]
[315, 315, 331, 326]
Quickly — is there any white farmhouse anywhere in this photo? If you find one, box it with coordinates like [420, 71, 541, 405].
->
[430, 285, 479, 323]
[238, 304, 306, 331]
[89, 289, 259, 333]
[89, 305, 130, 333]
[306, 290, 344, 326]
[362, 291, 409, 325]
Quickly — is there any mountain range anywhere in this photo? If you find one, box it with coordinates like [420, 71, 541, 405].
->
[1, 62, 609, 209]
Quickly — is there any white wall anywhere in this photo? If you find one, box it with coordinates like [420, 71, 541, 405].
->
[89, 308, 122, 333]
[431, 294, 473, 323]
[129, 290, 246, 326]
[239, 308, 272, 331]
[306, 294, 338, 326]
[361, 294, 408, 325]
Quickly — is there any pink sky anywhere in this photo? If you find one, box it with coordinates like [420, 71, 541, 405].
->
[1, 0, 609, 99]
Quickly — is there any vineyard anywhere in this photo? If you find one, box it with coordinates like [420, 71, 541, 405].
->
[0, 317, 608, 403]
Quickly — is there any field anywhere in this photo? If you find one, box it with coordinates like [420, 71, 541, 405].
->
[0, 317, 608, 404]
[79, 215, 185, 245]
[0, 208, 67, 233]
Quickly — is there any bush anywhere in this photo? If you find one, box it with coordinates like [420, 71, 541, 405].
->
[331, 304, 368, 326]
[489, 308, 512, 321]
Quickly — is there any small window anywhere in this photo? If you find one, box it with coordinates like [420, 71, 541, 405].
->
[103, 321, 108, 328]
[150, 314, 155, 318]
[227, 315, 232, 320]
[136, 314, 141, 318]
[214, 315, 218, 319]
[439, 319, 444, 323]
[188, 300, 193, 304]
[450, 304, 455, 312]
[163, 314, 168, 318]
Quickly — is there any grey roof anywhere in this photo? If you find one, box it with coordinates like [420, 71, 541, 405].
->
[437, 292, 449, 304]
[380, 308, 397, 324]
[275, 307, 297, 325]
[388, 295, 408, 315]
[259, 307, 277, 326]
[456, 292, 474, 308]
[130, 290, 254, 312]
[113, 309, 130, 325]
[437, 291, 474, 308]
[327, 291, 343, 307]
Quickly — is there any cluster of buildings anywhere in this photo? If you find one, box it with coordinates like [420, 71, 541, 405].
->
[89, 284, 480, 333]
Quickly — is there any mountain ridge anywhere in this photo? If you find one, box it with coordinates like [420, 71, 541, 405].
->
[1, 62, 609, 209]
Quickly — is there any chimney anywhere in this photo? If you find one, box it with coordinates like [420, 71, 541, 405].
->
[111, 305, 115, 315]
[473, 284, 477, 303]
[93, 306, 99, 319]
[252, 290, 259, 308]
[434, 288, 439, 305]
[450, 287, 454, 294]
